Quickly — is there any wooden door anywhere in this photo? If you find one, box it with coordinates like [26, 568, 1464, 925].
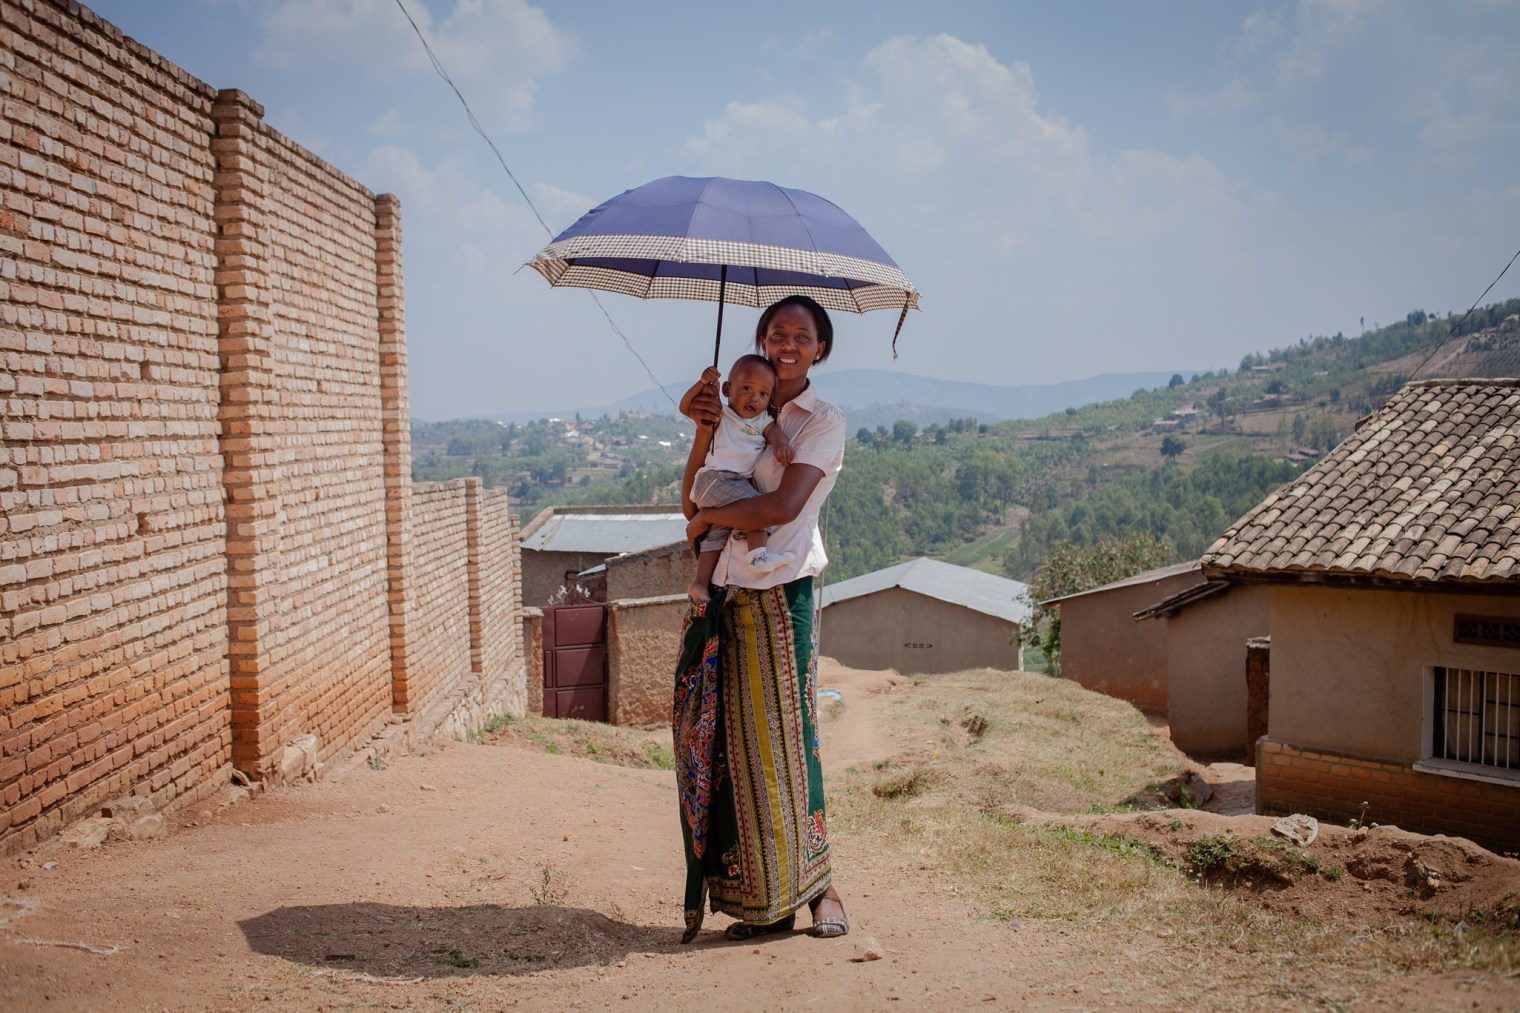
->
[541, 604, 608, 721]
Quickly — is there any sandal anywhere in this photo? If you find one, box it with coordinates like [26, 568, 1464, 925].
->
[807, 895, 849, 938]
[723, 913, 795, 941]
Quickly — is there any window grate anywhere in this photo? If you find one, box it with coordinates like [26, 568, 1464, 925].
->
[1453, 615, 1520, 648]
[1434, 667, 1520, 770]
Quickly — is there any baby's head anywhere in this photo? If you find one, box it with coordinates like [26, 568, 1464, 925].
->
[723, 354, 778, 420]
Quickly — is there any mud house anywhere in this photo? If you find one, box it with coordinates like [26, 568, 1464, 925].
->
[819, 558, 1030, 674]
[1050, 561, 1270, 757]
[1045, 561, 1202, 714]
[1201, 378, 1520, 853]
[519, 505, 688, 604]
[0, 1, 525, 854]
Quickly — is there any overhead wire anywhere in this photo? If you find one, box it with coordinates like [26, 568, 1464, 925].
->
[390, 0, 677, 411]
[1407, 244, 1520, 382]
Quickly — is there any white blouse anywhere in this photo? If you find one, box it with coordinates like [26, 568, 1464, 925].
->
[711, 381, 845, 590]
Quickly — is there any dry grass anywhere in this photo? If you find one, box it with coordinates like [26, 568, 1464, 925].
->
[477, 714, 675, 770]
[829, 668, 1520, 996]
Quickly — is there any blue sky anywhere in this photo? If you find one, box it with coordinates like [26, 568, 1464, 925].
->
[88, 1, 1520, 421]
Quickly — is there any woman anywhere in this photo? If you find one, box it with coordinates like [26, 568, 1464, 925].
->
[673, 294, 851, 943]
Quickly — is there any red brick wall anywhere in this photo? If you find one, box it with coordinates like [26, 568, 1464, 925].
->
[212, 88, 392, 775]
[0, 0, 230, 849]
[403, 481, 474, 718]
[1257, 738, 1519, 855]
[473, 485, 523, 712]
[0, 0, 526, 853]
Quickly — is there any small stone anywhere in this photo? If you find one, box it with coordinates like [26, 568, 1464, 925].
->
[378, 804, 391, 813]
[849, 937, 885, 962]
[1270, 814, 1319, 847]
[419, 784, 437, 792]
[60, 817, 111, 849]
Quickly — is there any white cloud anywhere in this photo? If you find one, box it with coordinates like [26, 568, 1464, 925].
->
[681, 33, 1254, 259]
[1270, 115, 1375, 165]
[257, 0, 576, 133]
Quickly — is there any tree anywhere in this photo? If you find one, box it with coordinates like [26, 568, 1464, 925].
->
[1168, 373, 1185, 388]
[1160, 435, 1186, 459]
[892, 420, 918, 445]
[1018, 534, 1178, 676]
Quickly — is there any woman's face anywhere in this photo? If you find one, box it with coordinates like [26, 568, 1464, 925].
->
[761, 305, 824, 385]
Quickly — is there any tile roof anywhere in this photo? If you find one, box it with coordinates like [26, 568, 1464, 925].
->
[1202, 379, 1520, 584]
[821, 557, 1032, 624]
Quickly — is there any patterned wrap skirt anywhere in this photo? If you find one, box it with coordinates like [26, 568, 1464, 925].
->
[673, 579, 832, 940]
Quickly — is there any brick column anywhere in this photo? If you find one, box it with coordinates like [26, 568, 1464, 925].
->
[465, 477, 485, 676]
[211, 89, 281, 778]
[376, 193, 413, 713]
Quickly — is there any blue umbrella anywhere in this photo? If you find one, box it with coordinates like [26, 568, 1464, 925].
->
[526, 175, 920, 365]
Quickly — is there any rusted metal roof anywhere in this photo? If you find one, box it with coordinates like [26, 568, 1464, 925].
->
[822, 557, 1031, 625]
[521, 511, 687, 555]
[1202, 378, 1520, 584]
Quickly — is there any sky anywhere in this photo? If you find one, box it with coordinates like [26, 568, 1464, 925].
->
[87, 0, 1520, 421]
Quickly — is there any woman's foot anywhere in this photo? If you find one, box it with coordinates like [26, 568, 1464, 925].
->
[807, 888, 849, 938]
[723, 912, 795, 940]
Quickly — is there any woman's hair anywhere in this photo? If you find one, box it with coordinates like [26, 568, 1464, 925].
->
[754, 294, 834, 364]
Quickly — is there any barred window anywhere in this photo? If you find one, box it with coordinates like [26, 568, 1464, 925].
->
[1433, 667, 1520, 771]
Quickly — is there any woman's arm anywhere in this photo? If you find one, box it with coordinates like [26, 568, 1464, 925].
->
[691, 463, 824, 532]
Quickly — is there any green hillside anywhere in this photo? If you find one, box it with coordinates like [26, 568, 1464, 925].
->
[414, 300, 1520, 582]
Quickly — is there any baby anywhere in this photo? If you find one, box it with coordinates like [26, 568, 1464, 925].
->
[684, 354, 794, 603]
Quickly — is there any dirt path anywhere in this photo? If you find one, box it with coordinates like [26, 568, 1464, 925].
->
[2, 661, 1516, 1012]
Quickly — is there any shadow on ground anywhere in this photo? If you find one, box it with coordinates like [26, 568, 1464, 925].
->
[239, 902, 678, 978]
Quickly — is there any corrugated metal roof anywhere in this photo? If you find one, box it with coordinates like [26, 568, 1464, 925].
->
[1041, 559, 1201, 606]
[821, 557, 1032, 624]
[521, 512, 687, 554]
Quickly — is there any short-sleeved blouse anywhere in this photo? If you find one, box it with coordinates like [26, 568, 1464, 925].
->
[711, 381, 845, 590]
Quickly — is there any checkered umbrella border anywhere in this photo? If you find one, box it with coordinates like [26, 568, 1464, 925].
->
[527, 236, 919, 314]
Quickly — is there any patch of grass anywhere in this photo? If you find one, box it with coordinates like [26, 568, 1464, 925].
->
[872, 763, 936, 800]
[431, 947, 479, 969]
[482, 714, 676, 770]
[829, 666, 1520, 985]
[529, 864, 569, 906]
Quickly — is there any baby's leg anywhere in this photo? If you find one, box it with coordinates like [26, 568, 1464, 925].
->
[688, 549, 721, 604]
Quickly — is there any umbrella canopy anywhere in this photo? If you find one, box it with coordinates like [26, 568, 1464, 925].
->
[526, 176, 919, 362]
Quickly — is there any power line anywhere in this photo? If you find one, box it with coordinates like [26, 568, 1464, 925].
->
[390, 0, 677, 411]
[1408, 244, 1520, 381]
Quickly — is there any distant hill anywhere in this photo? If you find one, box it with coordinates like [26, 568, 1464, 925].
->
[480, 368, 1200, 427]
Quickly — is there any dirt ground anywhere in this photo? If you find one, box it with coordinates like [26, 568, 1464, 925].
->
[3, 661, 1518, 1012]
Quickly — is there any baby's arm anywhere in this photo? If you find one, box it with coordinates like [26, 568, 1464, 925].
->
[679, 367, 723, 426]
[765, 419, 794, 466]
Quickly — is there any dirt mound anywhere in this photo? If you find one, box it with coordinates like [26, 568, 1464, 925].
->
[1008, 806, 1520, 928]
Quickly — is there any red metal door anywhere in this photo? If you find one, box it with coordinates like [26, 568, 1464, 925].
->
[541, 604, 608, 721]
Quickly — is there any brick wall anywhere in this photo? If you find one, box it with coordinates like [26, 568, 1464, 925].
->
[404, 482, 474, 719]
[473, 485, 525, 717]
[0, 0, 526, 853]
[1, 0, 230, 849]
[1257, 737, 1519, 855]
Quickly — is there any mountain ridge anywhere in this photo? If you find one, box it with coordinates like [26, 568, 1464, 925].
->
[470, 368, 1204, 427]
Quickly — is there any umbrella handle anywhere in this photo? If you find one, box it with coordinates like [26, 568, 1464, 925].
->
[712, 264, 727, 371]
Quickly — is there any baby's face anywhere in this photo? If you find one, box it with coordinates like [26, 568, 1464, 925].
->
[723, 364, 775, 419]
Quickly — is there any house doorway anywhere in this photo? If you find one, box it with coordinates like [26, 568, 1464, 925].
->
[541, 603, 608, 721]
